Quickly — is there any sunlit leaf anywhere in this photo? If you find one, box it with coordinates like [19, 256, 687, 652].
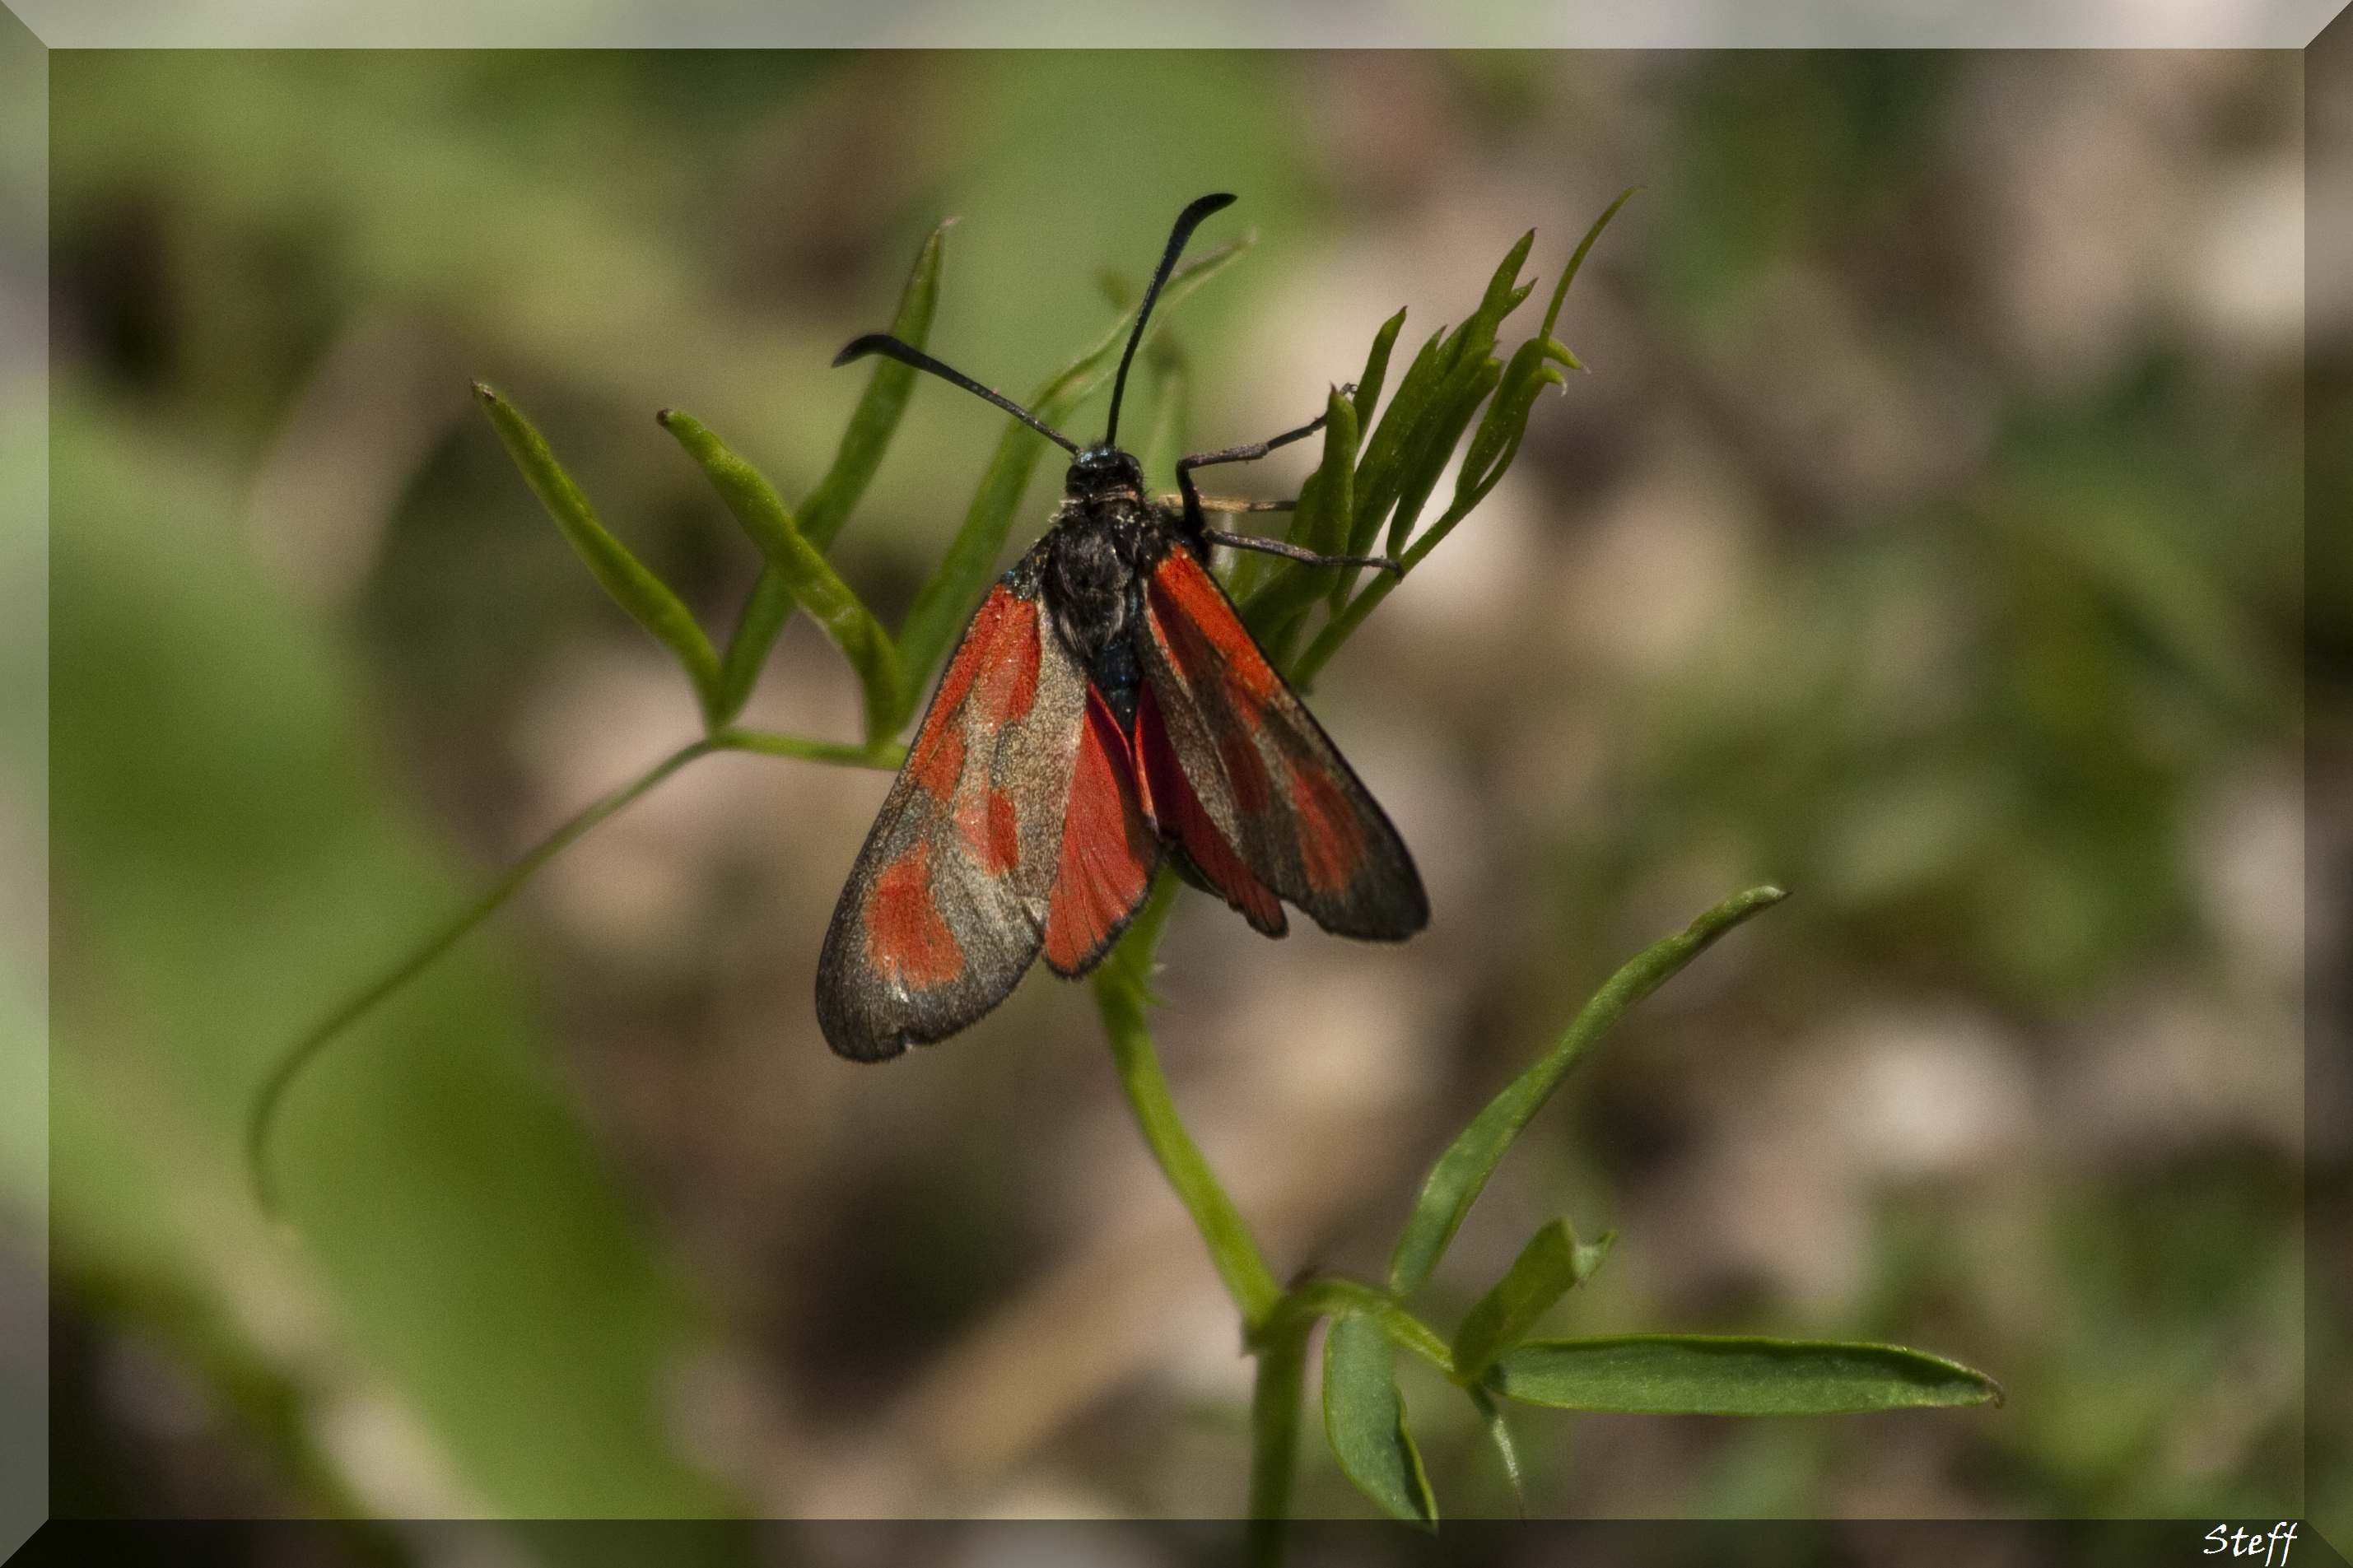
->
[475, 384, 721, 723]
[1341, 325, 1447, 562]
[1349, 307, 1408, 445]
[1383, 354, 1502, 559]
[1296, 194, 1635, 686]
[661, 411, 905, 747]
[716, 220, 948, 722]
[1245, 385, 1357, 658]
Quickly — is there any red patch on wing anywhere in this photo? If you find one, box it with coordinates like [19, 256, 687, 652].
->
[1217, 727, 1273, 816]
[1135, 684, 1285, 937]
[958, 784, 1021, 876]
[1284, 752, 1366, 897]
[931, 590, 1013, 714]
[864, 841, 963, 989]
[906, 589, 1029, 803]
[1148, 549, 1279, 703]
[975, 598, 1042, 725]
[1042, 686, 1158, 975]
[910, 723, 962, 801]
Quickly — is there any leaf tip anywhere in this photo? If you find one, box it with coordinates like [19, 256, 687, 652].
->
[655, 407, 675, 426]
[470, 379, 500, 404]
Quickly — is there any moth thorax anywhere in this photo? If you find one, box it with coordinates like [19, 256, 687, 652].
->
[1046, 526, 1135, 662]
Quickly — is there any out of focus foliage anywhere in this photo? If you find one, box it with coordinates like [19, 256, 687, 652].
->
[41, 49, 2318, 1538]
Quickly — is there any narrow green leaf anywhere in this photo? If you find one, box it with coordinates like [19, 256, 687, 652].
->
[1442, 230, 1536, 374]
[661, 410, 906, 747]
[1244, 387, 1356, 655]
[1138, 351, 1191, 498]
[1460, 340, 1565, 502]
[1342, 325, 1447, 561]
[1321, 1313, 1438, 1530]
[1538, 187, 1639, 342]
[1341, 237, 1527, 582]
[1489, 1335, 2005, 1415]
[1468, 1385, 1526, 1517]
[892, 235, 1251, 722]
[1450, 1218, 1612, 1383]
[1383, 355, 1503, 558]
[1388, 886, 1788, 1295]
[716, 221, 948, 723]
[475, 384, 722, 723]
[1349, 308, 1407, 440]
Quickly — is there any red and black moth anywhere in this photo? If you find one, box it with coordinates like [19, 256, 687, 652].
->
[817, 193, 1428, 1061]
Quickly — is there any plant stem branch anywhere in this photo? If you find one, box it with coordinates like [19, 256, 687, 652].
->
[245, 735, 717, 1222]
[1261, 1277, 1456, 1374]
[247, 726, 899, 1225]
[709, 726, 905, 769]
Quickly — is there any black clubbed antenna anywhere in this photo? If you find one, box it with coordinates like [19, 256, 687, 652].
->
[833, 333, 1079, 454]
[1102, 193, 1235, 449]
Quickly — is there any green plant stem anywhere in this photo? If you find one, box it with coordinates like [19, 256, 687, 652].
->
[1246, 1318, 1309, 1561]
[1089, 880, 1283, 1328]
[709, 726, 905, 770]
[1089, 882, 1480, 1545]
[246, 726, 898, 1223]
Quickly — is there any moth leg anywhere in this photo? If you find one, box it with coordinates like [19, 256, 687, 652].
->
[1176, 496, 1295, 514]
[1175, 384, 1356, 531]
[1200, 529, 1403, 575]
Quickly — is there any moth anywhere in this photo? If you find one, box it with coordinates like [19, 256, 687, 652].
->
[817, 193, 1428, 1062]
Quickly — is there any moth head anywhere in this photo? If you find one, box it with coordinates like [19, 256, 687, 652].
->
[1066, 444, 1144, 500]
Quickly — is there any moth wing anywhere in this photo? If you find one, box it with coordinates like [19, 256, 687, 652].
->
[1134, 677, 1287, 938]
[817, 579, 1089, 1060]
[1136, 544, 1428, 941]
[1039, 683, 1163, 978]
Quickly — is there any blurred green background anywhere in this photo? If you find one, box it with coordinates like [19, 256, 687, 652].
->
[38, 48, 2326, 1537]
